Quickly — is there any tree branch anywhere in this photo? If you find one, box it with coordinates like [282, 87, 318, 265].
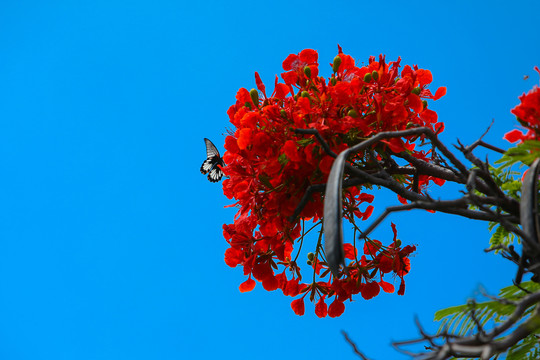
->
[392, 290, 540, 359]
[342, 331, 372, 360]
[297, 126, 540, 359]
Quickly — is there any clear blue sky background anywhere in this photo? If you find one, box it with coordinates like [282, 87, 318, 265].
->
[0, 1, 539, 359]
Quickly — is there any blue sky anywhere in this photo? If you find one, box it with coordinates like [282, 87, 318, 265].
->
[0, 1, 539, 359]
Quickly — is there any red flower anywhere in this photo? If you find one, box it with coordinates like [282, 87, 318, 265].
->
[379, 280, 395, 293]
[224, 247, 244, 267]
[398, 278, 406, 296]
[282, 277, 302, 297]
[504, 129, 527, 143]
[237, 128, 252, 150]
[239, 278, 256, 293]
[360, 281, 380, 300]
[364, 240, 382, 255]
[262, 276, 279, 291]
[222, 48, 437, 316]
[281, 71, 298, 86]
[252, 261, 273, 281]
[505, 67, 540, 143]
[433, 87, 447, 100]
[235, 88, 252, 105]
[315, 297, 328, 318]
[416, 69, 433, 86]
[291, 298, 305, 316]
[283, 140, 302, 162]
[343, 243, 358, 260]
[328, 299, 345, 318]
[512, 85, 540, 129]
[254, 72, 266, 95]
[378, 254, 393, 273]
[281, 49, 319, 86]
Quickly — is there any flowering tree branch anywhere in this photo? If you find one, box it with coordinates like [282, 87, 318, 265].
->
[391, 291, 540, 359]
[334, 135, 540, 359]
[342, 288, 540, 360]
[323, 126, 523, 277]
[219, 47, 540, 357]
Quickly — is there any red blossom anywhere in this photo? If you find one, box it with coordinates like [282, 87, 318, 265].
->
[252, 261, 273, 281]
[254, 72, 266, 95]
[291, 298, 305, 316]
[283, 277, 302, 297]
[504, 129, 527, 143]
[239, 278, 256, 293]
[505, 68, 540, 144]
[235, 88, 252, 105]
[328, 299, 346, 318]
[364, 240, 382, 255]
[360, 281, 380, 300]
[398, 279, 406, 296]
[262, 275, 279, 291]
[281, 71, 298, 86]
[378, 254, 394, 273]
[315, 296, 328, 318]
[433, 87, 447, 100]
[222, 48, 443, 316]
[343, 243, 358, 260]
[379, 280, 395, 293]
[224, 247, 243, 267]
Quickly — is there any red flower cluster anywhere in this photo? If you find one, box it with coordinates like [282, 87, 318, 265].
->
[504, 67, 540, 143]
[222, 47, 446, 316]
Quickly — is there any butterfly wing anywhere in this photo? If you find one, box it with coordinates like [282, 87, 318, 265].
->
[207, 163, 224, 182]
[204, 138, 221, 159]
[201, 138, 225, 182]
[200, 158, 214, 174]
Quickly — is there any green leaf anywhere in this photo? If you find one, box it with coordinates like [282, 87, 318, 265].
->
[278, 153, 289, 166]
[434, 282, 540, 335]
[296, 138, 314, 146]
[433, 282, 540, 360]
[489, 224, 516, 249]
[501, 180, 522, 193]
[495, 140, 540, 169]
[507, 334, 540, 360]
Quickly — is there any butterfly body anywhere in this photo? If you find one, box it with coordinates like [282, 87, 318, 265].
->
[200, 138, 225, 182]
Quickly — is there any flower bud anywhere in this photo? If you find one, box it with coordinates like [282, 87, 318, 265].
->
[395, 239, 402, 247]
[280, 109, 287, 118]
[249, 88, 259, 106]
[307, 260, 312, 266]
[371, 70, 379, 81]
[331, 76, 337, 86]
[363, 73, 372, 83]
[301, 91, 310, 98]
[307, 252, 315, 261]
[333, 55, 342, 72]
[412, 87, 421, 95]
[347, 109, 358, 118]
[304, 66, 311, 79]
[422, 100, 428, 109]
[278, 153, 289, 165]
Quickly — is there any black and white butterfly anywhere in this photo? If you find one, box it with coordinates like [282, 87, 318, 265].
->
[200, 138, 225, 183]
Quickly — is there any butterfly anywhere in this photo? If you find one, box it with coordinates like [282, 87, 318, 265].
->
[200, 138, 225, 183]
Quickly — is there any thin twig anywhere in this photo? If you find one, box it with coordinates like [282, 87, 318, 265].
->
[342, 331, 372, 360]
